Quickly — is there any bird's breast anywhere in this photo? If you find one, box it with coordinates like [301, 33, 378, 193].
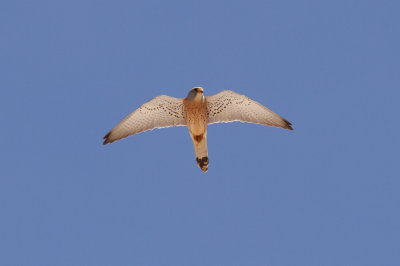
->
[183, 99, 208, 135]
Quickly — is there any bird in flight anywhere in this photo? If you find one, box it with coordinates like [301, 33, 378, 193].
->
[103, 87, 293, 172]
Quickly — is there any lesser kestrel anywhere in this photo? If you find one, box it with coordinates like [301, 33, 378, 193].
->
[103, 87, 293, 172]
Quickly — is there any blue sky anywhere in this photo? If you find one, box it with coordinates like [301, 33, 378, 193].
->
[1, 0, 399, 265]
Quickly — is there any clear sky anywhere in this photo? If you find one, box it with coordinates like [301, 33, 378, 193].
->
[1, 0, 399, 265]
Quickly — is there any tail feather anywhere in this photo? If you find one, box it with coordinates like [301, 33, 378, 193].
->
[192, 134, 209, 172]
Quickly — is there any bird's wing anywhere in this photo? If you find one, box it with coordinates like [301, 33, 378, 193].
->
[206, 90, 293, 130]
[103, 95, 186, 144]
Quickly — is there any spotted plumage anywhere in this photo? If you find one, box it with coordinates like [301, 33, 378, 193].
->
[103, 87, 293, 172]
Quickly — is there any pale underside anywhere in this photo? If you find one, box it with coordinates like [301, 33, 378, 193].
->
[103, 90, 292, 144]
[206, 90, 292, 129]
[103, 95, 186, 144]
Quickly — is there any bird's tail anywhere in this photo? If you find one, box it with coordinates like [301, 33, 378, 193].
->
[192, 133, 209, 172]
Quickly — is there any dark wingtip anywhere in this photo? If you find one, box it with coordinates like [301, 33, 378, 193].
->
[283, 118, 293, 130]
[103, 132, 112, 145]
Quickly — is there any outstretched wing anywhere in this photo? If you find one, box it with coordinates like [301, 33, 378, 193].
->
[103, 95, 186, 144]
[206, 90, 293, 130]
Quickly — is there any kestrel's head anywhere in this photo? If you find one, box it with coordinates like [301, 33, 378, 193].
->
[186, 87, 205, 101]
